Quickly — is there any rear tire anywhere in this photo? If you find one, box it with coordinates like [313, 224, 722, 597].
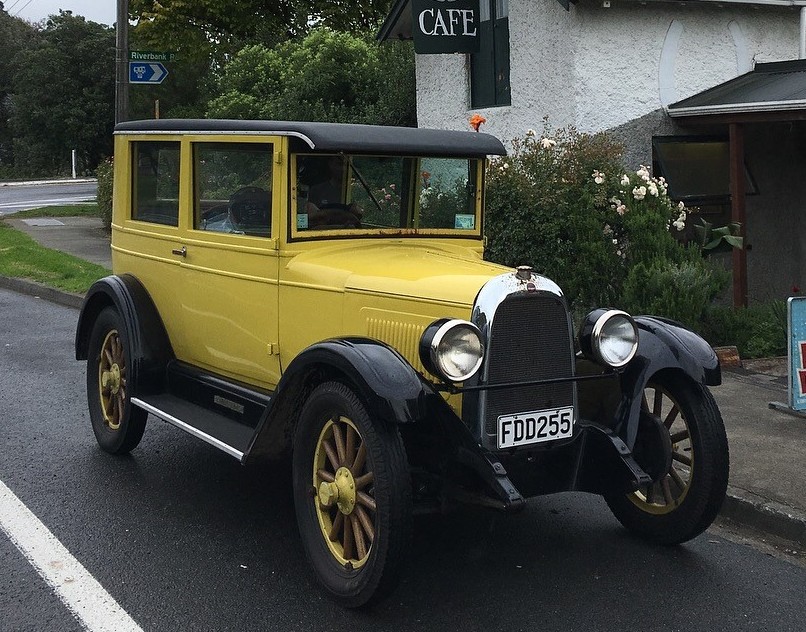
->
[292, 381, 411, 608]
[605, 373, 729, 544]
[86, 307, 147, 454]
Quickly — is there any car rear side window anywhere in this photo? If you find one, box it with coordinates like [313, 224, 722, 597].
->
[131, 141, 180, 226]
[193, 143, 273, 238]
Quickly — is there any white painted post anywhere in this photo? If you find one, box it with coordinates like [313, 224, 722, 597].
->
[71, 149, 77, 179]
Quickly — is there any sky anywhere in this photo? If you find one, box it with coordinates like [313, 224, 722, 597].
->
[5, 0, 116, 26]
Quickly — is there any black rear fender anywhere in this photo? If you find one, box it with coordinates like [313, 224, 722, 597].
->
[75, 274, 174, 396]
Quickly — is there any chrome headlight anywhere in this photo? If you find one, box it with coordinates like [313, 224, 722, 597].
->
[579, 309, 638, 368]
[419, 319, 484, 383]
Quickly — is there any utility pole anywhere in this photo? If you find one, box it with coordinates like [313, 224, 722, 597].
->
[115, 0, 129, 124]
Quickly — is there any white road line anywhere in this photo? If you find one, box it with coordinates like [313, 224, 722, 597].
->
[0, 479, 143, 632]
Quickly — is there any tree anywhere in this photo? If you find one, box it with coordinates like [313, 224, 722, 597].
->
[207, 29, 416, 127]
[130, 0, 393, 52]
[0, 6, 39, 175]
[10, 12, 115, 176]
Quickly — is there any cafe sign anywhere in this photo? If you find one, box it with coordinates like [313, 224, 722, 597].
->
[412, 0, 480, 54]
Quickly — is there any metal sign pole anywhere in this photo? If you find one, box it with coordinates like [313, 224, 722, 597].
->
[115, 0, 129, 124]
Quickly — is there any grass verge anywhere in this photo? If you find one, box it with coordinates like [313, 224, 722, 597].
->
[0, 222, 109, 294]
[10, 204, 99, 218]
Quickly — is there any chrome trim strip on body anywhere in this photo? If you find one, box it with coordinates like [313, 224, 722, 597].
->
[131, 397, 245, 461]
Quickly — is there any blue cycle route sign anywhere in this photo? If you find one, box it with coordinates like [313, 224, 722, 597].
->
[129, 61, 169, 85]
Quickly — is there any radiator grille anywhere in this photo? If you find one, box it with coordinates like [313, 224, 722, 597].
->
[483, 293, 575, 436]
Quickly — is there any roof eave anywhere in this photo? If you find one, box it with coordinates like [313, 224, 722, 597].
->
[668, 99, 806, 117]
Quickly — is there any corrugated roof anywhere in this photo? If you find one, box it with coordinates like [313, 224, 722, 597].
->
[668, 60, 806, 117]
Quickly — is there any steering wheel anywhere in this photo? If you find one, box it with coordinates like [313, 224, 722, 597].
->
[228, 186, 271, 229]
[314, 202, 362, 229]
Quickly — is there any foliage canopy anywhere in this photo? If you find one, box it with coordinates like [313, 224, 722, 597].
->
[207, 29, 415, 127]
[9, 11, 115, 177]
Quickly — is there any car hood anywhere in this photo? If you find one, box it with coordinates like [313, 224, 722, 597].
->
[286, 240, 511, 307]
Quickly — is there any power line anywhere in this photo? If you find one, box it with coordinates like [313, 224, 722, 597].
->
[12, 0, 36, 17]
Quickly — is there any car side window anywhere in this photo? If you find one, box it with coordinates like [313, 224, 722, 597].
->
[132, 141, 181, 226]
[193, 142, 273, 237]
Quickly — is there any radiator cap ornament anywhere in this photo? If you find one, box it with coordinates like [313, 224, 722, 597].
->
[515, 265, 533, 280]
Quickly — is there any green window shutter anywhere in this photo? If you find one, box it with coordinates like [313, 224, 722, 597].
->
[470, 0, 510, 108]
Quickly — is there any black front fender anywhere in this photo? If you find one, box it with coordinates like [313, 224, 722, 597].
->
[245, 338, 436, 461]
[614, 316, 720, 448]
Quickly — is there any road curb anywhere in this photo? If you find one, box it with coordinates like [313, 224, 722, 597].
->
[0, 178, 97, 187]
[721, 485, 806, 547]
[0, 276, 83, 310]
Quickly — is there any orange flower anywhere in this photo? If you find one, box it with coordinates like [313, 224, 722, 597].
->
[469, 114, 487, 132]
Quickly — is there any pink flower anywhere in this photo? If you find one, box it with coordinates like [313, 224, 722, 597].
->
[385, 194, 392, 200]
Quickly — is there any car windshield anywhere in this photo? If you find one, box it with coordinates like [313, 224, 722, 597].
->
[293, 153, 482, 236]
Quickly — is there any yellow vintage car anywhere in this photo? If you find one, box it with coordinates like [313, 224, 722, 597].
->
[75, 120, 728, 607]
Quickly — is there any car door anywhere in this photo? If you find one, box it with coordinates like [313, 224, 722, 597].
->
[172, 136, 282, 389]
[113, 136, 190, 353]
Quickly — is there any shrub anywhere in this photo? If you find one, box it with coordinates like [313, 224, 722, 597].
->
[485, 124, 627, 311]
[698, 302, 787, 359]
[485, 123, 727, 315]
[96, 157, 113, 230]
[621, 258, 729, 328]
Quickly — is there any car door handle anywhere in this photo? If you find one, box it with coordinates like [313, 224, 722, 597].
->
[171, 246, 187, 257]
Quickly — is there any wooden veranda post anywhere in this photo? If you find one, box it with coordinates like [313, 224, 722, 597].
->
[729, 122, 747, 307]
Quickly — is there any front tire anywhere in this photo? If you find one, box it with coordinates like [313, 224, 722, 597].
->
[605, 373, 729, 544]
[86, 307, 147, 454]
[292, 382, 411, 608]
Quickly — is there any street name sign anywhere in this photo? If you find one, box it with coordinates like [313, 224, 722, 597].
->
[129, 62, 169, 85]
[129, 51, 177, 62]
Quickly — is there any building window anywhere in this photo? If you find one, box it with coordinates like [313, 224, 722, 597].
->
[652, 136, 757, 205]
[470, 0, 510, 108]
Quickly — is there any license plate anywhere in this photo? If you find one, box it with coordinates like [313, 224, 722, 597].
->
[497, 406, 575, 449]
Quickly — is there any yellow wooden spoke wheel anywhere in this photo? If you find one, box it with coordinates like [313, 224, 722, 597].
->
[293, 381, 411, 608]
[628, 383, 693, 515]
[98, 328, 127, 431]
[605, 374, 729, 545]
[313, 415, 376, 568]
[86, 307, 147, 454]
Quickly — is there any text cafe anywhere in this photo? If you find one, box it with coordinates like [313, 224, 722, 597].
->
[412, 0, 480, 53]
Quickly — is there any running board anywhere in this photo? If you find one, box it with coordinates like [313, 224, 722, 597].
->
[131, 394, 255, 461]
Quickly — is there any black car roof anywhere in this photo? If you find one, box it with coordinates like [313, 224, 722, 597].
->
[114, 119, 507, 158]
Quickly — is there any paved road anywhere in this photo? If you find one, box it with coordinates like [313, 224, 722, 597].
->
[2, 288, 806, 631]
[0, 181, 97, 215]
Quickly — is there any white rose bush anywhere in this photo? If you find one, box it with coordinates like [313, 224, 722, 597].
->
[485, 121, 728, 326]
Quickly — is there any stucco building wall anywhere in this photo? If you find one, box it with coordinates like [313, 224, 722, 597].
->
[413, 1, 805, 301]
[416, 1, 799, 146]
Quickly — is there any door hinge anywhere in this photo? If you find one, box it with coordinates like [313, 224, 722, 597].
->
[267, 343, 280, 356]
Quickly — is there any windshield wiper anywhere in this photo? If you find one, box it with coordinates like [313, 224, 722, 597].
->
[343, 155, 385, 215]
